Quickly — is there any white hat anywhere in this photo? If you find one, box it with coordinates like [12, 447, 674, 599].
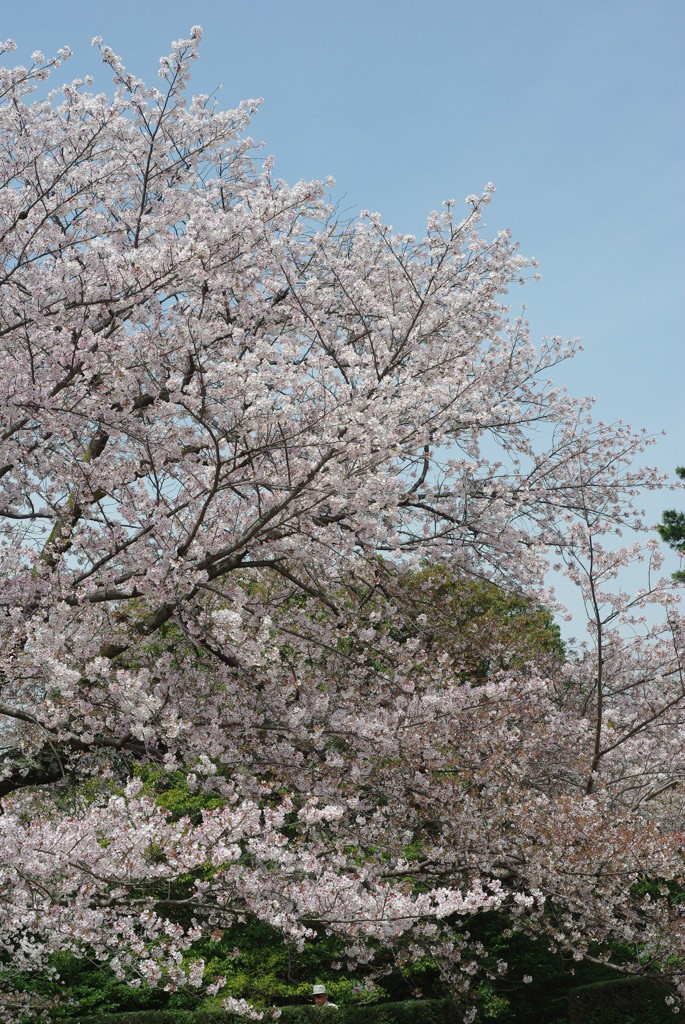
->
[312, 984, 327, 995]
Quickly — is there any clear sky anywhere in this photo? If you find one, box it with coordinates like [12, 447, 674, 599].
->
[2, 0, 683, 577]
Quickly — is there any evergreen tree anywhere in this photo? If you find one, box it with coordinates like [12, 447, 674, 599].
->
[659, 467, 685, 581]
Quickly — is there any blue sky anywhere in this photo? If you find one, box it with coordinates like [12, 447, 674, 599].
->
[2, 0, 683, 586]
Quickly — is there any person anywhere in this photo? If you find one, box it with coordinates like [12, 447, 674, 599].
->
[312, 983, 338, 1009]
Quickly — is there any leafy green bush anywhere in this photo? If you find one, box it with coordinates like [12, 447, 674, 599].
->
[73, 1015, 195, 1024]
[567, 976, 676, 1023]
[72, 998, 462, 1023]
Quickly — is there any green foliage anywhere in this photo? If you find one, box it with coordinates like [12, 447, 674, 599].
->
[567, 976, 676, 1023]
[175, 920, 395, 1010]
[396, 567, 565, 683]
[72, 1015, 203, 1024]
[658, 466, 685, 581]
[474, 982, 510, 1019]
[71, 999, 461, 1023]
[27, 919, 429, 1018]
[8, 950, 167, 1020]
[453, 913, 621, 1023]
[135, 766, 227, 824]
[37, 924, 680, 1024]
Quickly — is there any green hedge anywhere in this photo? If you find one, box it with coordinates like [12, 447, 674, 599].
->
[567, 976, 676, 1024]
[73, 998, 462, 1024]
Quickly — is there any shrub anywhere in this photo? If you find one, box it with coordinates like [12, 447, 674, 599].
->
[72, 998, 462, 1023]
[567, 976, 676, 1024]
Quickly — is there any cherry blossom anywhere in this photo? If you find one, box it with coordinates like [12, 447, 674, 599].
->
[0, 29, 684, 1018]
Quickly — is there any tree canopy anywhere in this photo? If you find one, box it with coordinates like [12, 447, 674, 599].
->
[659, 467, 685, 581]
[1, 30, 684, 1022]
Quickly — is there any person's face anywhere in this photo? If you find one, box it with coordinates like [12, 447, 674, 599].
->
[313, 994, 328, 1006]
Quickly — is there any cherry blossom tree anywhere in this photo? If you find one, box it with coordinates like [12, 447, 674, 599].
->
[0, 29, 684, 1020]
